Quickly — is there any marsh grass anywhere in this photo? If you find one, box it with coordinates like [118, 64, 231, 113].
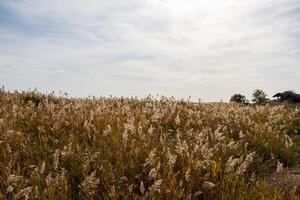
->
[0, 89, 299, 199]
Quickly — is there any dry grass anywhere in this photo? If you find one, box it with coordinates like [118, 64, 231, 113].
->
[0, 89, 300, 199]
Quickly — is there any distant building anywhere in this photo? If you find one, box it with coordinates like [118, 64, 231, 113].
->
[273, 91, 300, 104]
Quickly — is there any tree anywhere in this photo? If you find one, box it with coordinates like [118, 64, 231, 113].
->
[230, 94, 248, 104]
[252, 89, 268, 104]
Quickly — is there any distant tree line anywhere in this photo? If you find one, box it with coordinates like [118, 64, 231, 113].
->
[230, 89, 300, 105]
[230, 89, 268, 105]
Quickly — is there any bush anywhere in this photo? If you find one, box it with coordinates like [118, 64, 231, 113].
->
[230, 94, 248, 104]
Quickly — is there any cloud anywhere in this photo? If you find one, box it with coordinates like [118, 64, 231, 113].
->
[0, 0, 299, 101]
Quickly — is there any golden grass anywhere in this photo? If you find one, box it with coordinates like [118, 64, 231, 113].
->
[0, 90, 299, 199]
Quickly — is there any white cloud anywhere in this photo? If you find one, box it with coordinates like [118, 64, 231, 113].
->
[0, 0, 299, 101]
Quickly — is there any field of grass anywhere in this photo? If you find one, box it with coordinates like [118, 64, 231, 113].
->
[0, 89, 300, 199]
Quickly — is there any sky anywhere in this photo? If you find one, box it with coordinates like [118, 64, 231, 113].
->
[0, 0, 299, 102]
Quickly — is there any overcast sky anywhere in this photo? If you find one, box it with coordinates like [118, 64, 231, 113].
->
[0, 0, 299, 101]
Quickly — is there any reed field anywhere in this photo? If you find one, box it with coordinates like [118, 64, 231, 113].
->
[0, 89, 300, 200]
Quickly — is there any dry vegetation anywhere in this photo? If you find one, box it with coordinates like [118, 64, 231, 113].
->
[0, 89, 300, 199]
